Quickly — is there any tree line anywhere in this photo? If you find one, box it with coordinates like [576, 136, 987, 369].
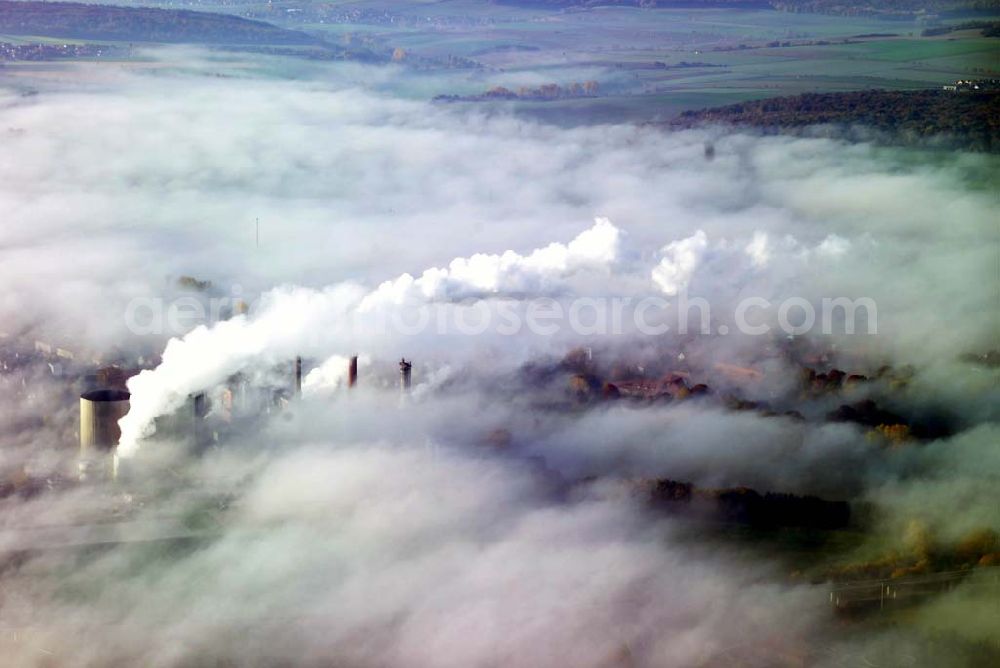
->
[671, 89, 1000, 152]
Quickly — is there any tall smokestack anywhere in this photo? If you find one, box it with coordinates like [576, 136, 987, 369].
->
[193, 392, 208, 420]
[348, 355, 358, 389]
[399, 358, 412, 392]
[295, 356, 303, 396]
[192, 391, 209, 451]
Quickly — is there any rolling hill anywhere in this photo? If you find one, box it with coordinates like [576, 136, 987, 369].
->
[0, 1, 320, 45]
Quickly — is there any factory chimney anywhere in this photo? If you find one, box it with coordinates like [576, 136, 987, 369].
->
[294, 356, 303, 396]
[348, 355, 358, 389]
[399, 358, 412, 392]
[193, 392, 208, 420]
[192, 391, 209, 450]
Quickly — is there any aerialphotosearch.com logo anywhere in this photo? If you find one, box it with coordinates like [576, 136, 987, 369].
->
[123, 287, 878, 339]
[361, 293, 878, 338]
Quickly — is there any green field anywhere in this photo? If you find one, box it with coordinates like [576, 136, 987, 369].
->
[284, 4, 999, 122]
[2, 2, 998, 124]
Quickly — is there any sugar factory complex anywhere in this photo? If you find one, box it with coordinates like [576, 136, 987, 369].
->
[4, 322, 998, 593]
[0, 329, 417, 486]
[0, 325, 974, 489]
[1, 296, 998, 635]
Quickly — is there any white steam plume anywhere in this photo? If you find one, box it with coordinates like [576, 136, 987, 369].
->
[120, 218, 622, 453]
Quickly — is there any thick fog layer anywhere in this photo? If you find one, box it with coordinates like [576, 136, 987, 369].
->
[2, 54, 995, 356]
[1, 51, 998, 667]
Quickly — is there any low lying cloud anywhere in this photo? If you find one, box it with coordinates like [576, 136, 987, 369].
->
[1, 48, 998, 667]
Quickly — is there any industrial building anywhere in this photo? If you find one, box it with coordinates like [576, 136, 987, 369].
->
[78, 389, 130, 480]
